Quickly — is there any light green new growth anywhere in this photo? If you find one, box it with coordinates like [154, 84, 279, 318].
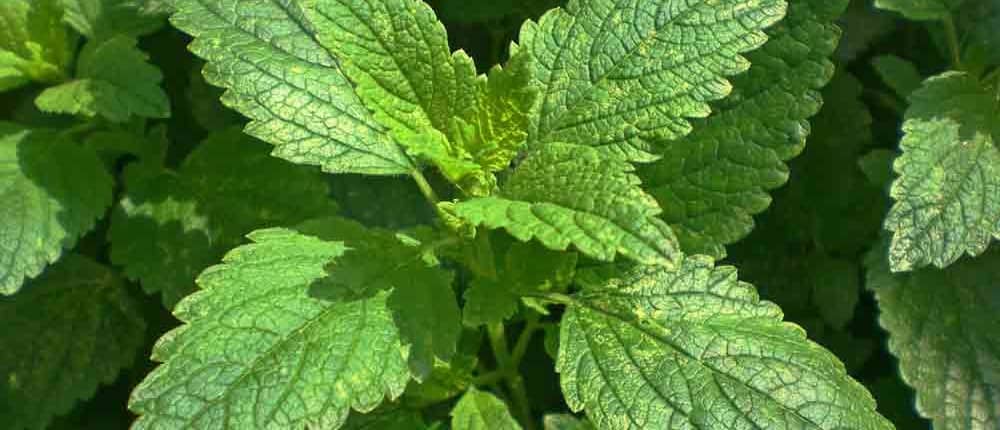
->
[109, 128, 338, 307]
[639, 0, 848, 257]
[0, 124, 112, 295]
[866, 241, 1000, 429]
[35, 35, 170, 122]
[454, 142, 680, 267]
[169, 0, 413, 175]
[0, 254, 145, 430]
[885, 72, 1000, 272]
[558, 256, 894, 429]
[0, 0, 74, 91]
[519, 0, 786, 163]
[451, 388, 522, 430]
[874, 0, 963, 20]
[129, 228, 411, 429]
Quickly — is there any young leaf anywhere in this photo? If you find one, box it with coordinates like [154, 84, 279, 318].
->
[129, 228, 411, 429]
[639, 0, 849, 257]
[543, 414, 594, 430]
[109, 128, 338, 307]
[451, 388, 522, 430]
[866, 242, 1000, 429]
[454, 142, 680, 267]
[300, 217, 462, 381]
[0, 0, 74, 91]
[342, 404, 430, 430]
[519, 0, 786, 162]
[558, 257, 894, 429]
[885, 72, 1000, 272]
[463, 278, 520, 327]
[0, 254, 145, 430]
[60, 0, 166, 39]
[0, 124, 112, 295]
[874, 0, 963, 20]
[35, 36, 170, 122]
[169, 0, 413, 175]
[872, 55, 923, 99]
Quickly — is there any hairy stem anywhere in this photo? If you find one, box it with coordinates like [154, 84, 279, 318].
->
[410, 169, 440, 207]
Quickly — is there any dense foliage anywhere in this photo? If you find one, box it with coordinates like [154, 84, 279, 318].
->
[1, 0, 998, 429]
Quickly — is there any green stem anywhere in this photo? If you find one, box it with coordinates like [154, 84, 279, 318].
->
[510, 314, 541, 367]
[942, 15, 963, 70]
[487, 324, 536, 430]
[410, 169, 440, 207]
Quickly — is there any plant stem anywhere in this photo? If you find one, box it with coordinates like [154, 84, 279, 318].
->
[487, 323, 536, 430]
[942, 15, 963, 70]
[510, 314, 541, 367]
[410, 169, 440, 207]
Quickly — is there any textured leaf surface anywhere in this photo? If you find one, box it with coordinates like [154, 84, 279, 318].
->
[0, 255, 145, 430]
[109, 128, 337, 307]
[866, 242, 1000, 429]
[454, 142, 679, 266]
[451, 388, 522, 430]
[558, 256, 893, 429]
[129, 228, 411, 429]
[639, 0, 847, 257]
[544, 414, 595, 430]
[874, 0, 963, 20]
[520, 0, 786, 162]
[61, 0, 165, 38]
[885, 72, 1000, 272]
[300, 217, 461, 380]
[0, 124, 112, 295]
[169, 0, 413, 174]
[462, 278, 520, 327]
[0, 0, 74, 91]
[35, 36, 170, 122]
[342, 404, 429, 429]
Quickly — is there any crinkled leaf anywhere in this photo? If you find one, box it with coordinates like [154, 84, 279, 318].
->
[430, 0, 562, 24]
[451, 388, 522, 430]
[872, 55, 923, 99]
[342, 404, 429, 430]
[874, 0, 963, 20]
[129, 228, 411, 429]
[639, 0, 847, 257]
[300, 217, 461, 381]
[403, 351, 477, 408]
[0, 0, 74, 91]
[455, 142, 680, 267]
[463, 278, 520, 327]
[60, 0, 165, 38]
[169, 0, 413, 174]
[0, 124, 112, 295]
[36, 36, 170, 122]
[520, 0, 786, 162]
[866, 241, 1000, 429]
[108, 128, 338, 307]
[885, 72, 1000, 272]
[0, 255, 145, 430]
[558, 256, 893, 429]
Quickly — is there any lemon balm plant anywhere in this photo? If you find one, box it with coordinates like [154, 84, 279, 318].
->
[1, 0, 998, 429]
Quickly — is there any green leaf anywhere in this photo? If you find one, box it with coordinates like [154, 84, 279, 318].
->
[866, 241, 1000, 429]
[0, 255, 145, 430]
[639, 0, 848, 257]
[454, 142, 680, 267]
[0, 0, 74, 91]
[558, 256, 893, 429]
[299, 217, 461, 381]
[807, 256, 860, 330]
[169, 0, 413, 175]
[543, 414, 594, 430]
[108, 128, 338, 307]
[463, 278, 520, 327]
[885, 72, 1000, 272]
[0, 123, 112, 295]
[430, 0, 562, 24]
[519, 0, 786, 162]
[451, 388, 522, 430]
[874, 0, 963, 20]
[872, 55, 923, 99]
[35, 36, 170, 122]
[342, 404, 429, 430]
[60, 0, 165, 38]
[186, 61, 242, 131]
[129, 228, 411, 429]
